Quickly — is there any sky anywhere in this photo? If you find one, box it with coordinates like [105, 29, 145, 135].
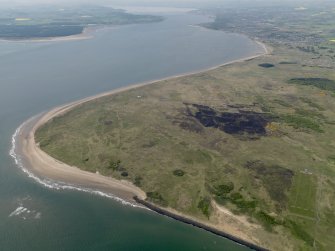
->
[0, 0, 332, 8]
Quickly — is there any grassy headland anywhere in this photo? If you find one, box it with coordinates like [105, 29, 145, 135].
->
[36, 45, 335, 250]
[35, 5, 335, 251]
[0, 5, 163, 40]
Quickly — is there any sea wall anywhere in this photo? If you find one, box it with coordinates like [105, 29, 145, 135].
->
[133, 196, 269, 251]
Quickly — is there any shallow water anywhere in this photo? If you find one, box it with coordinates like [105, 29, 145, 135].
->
[0, 10, 262, 251]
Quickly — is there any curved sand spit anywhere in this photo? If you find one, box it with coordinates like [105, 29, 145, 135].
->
[15, 43, 269, 203]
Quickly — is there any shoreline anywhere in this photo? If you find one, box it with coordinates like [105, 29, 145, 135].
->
[134, 197, 269, 251]
[0, 26, 97, 43]
[12, 44, 269, 248]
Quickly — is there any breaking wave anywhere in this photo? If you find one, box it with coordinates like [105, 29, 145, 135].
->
[9, 119, 146, 210]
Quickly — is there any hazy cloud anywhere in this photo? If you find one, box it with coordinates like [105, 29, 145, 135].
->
[0, 0, 332, 8]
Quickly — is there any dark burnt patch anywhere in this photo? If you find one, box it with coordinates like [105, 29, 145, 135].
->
[186, 103, 272, 138]
[218, 111, 269, 135]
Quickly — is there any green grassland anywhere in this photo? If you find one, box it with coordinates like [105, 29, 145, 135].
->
[36, 44, 335, 250]
[289, 172, 317, 218]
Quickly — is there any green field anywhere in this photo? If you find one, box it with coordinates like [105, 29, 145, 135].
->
[289, 172, 317, 218]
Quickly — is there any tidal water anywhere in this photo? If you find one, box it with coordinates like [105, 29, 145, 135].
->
[0, 10, 263, 251]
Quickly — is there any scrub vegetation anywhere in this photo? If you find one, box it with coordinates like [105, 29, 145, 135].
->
[36, 46, 335, 250]
[35, 4, 335, 251]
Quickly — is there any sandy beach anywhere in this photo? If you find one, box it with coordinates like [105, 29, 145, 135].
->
[13, 43, 269, 247]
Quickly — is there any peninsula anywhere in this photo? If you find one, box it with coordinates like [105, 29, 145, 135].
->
[0, 5, 163, 41]
[17, 4, 335, 251]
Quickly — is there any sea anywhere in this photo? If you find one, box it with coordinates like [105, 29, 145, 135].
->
[0, 8, 263, 251]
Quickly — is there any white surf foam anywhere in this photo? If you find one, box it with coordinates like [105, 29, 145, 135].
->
[9, 206, 27, 217]
[9, 204, 41, 219]
[9, 121, 146, 210]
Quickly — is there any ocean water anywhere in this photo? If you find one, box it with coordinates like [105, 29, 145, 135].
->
[0, 10, 263, 251]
